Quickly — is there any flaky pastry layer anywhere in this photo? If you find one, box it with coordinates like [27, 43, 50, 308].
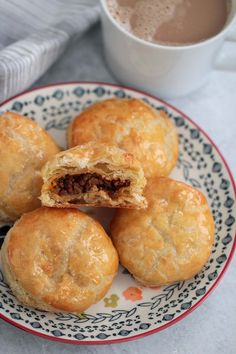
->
[40, 143, 147, 209]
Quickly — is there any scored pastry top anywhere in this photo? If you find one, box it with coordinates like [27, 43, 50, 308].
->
[111, 177, 215, 287]
[0, 111, 60, 223]
[1, 207, 118, 313]
[68, 98, 179, 178]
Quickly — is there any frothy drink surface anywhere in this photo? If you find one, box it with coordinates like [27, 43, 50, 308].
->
[106, 0, 231, 45]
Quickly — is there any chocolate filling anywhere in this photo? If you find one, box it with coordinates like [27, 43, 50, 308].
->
[54, 173, 130, 197]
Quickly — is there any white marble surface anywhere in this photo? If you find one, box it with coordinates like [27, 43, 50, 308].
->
[0, 24, 236, 354]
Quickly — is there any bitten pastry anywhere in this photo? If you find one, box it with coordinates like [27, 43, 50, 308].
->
[40, 142, 147, 209]
[68, 98, 178, 178]
[111, 177, 214, 286]
[0, 112, 60, 223]
[1, 207, 119, 313]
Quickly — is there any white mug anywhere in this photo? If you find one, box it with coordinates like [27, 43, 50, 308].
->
[100, 0, 236, 98]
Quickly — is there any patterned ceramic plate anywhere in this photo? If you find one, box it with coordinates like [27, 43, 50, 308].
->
[0, 82, 235, 344]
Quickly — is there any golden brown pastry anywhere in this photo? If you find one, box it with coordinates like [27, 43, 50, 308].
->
[68, 98, 178, 178]
[1, 207, 119, 313]
[40, 142, 147, 209]
[111, 177, 214, 286]
[0, 112, 60, 223]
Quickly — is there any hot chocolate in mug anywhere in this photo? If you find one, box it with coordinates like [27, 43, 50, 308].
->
[100, 0, 236, 98]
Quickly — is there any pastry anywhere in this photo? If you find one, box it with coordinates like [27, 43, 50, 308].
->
[68, 98, 178, 178]
[1, 207, 119, 313]
[40, 142, 147, 209]
[0, 112, 60, 223]
[111, 177, 214, 286]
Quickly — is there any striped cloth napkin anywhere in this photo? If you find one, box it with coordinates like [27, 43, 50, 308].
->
[0, 0, 100, 103]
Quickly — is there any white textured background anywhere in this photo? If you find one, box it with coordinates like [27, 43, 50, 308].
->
[0, 24, 235, 354]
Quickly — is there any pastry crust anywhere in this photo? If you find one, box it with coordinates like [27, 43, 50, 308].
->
[40, 142, 147, 209]
[0, 112, 60, 223]
[68, 98, 178, 178]
[1, 207, 119, 313]
[111, 177, 214, 286]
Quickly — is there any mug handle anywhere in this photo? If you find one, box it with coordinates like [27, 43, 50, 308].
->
[214, 25, 236, 71]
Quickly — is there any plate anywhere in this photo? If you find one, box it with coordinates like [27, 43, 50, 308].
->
[0, 82, 235, 344]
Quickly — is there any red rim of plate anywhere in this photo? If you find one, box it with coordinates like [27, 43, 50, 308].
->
[0, 81, 235, 345]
